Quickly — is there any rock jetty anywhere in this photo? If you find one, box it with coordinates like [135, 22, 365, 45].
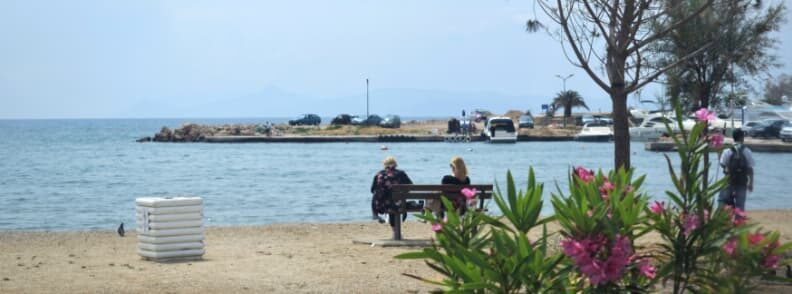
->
[143, 123, 272, 142]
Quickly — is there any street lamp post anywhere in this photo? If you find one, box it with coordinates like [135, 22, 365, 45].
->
[366, 78, 369, 119]
[555, 74, 574, 127]
[555, 74, 574, 91]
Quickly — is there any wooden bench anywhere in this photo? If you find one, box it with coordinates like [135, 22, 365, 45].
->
[387, 184, 493, 240]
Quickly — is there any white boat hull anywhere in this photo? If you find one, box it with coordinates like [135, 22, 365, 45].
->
[487, 134, 517, 143]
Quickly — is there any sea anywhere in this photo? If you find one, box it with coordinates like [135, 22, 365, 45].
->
[1, 118, 790, 231]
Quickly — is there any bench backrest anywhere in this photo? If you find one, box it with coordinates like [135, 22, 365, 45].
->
[390, 184, 494, 201]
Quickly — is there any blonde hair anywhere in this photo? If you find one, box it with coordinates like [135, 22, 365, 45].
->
[450, 156, 468, 180]
[383, 156, 397, 168]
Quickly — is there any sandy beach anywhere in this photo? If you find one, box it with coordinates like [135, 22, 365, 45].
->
[2, 210, 792, 293]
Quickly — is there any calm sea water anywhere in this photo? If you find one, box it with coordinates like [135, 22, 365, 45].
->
[1, 119, 790, 231]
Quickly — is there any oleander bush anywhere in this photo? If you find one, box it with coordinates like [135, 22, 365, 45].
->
[396, 101, 791, 293]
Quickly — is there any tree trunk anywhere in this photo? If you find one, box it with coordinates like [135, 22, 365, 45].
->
[564, 106, 572, 119]
[699, 88, 710, 190]
[612, 89, 631, 170]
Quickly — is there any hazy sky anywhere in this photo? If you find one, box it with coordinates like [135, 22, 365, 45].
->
[1, 0, 790, 118]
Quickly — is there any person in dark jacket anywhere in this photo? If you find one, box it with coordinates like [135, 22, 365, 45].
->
[426, 156, 472, 218]
[370, 156, 412, 225]
[442, 156, 471, 186]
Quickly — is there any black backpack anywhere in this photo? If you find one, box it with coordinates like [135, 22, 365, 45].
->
[727, 145, 749, 186]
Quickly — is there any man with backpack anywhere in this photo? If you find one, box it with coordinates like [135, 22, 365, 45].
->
[719, 129, 755, 210]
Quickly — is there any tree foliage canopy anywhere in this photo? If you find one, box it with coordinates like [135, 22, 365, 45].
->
[654, 0, 785, 111]
[552, 90, 589, 118]
[529, 0, 717, 169]
[763, 74, 792, 105]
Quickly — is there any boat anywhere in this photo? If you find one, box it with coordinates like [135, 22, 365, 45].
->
[629, 113, 696, 141]
[576, 121, 613, 142]
[483, 117, 517, 143]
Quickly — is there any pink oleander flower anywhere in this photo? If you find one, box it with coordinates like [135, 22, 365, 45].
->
[683, 214, 700, 237]
[603, 235, 632, 282]
[638, 259, 657, 279]
[599, 181, 615, 200]
[722, 238, 737, 257]
[748, 233, 765, 246]
[461, 187, 478, 200]
[560, 239, 586, 257]
[709, 133, 724, 149]
[431, 216, 448, 232]
[574, 166, 595, 183]
[649, 201, 665, 215]
[763, 254, 781, 270]
[562, 234, 633, 285]
[695, 108, 717, 122]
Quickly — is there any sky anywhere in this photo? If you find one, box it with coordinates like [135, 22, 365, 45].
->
[1, 0, 790, 119]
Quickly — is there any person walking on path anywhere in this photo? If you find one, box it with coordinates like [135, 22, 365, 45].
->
[370, 156, 412, 224]
[719, 129, 754, 211]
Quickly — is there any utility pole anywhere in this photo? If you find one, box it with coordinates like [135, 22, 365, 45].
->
[366, 78, 369, 118]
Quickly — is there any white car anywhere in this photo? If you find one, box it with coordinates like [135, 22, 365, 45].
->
[780, 121, 792, 142]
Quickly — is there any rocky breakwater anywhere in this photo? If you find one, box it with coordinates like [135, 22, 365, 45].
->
[138, 123, 270, 142]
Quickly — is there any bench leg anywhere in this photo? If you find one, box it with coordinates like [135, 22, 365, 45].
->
[390, 213, 402, 240]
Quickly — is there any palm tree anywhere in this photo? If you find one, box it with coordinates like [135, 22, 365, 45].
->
[552, 90, 589, 120]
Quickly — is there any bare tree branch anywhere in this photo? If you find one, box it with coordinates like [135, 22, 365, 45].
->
[630, 41, 714, 92]
[583, 0, 615, 48]
[552, 0, 612, 93]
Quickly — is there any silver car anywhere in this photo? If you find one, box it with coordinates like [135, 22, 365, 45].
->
[741, 121, 761, 136]
[780, 121, 792, 142]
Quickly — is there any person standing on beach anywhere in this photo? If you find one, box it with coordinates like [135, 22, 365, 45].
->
[370, 156, 412, 224]
[719, 129, 754, 211]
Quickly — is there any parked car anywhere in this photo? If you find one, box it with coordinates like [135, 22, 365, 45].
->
[518, 115, 534, 129]
[350, 115, 365, 125]
[594, 115, 613, 125]
[366, 115, 383, 126]
[330, 114, 353, 125]
[741, 121, 761, 134]
[380, 115, 401, 128]
[580, 115, 596, 126]
[779, 121, 792, 142]
[749, 119, 786, 138]
[351, 115, 383, 126]
[288, 114, 321, 126]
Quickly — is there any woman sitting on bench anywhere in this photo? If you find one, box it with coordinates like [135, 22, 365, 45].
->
[426, 156, 472, 217]
[370, 156, 412, 224]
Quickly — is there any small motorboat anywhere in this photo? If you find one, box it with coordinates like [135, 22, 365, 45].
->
[576, 121, 613, 142]
[484, 117, 517, 143]
[629, 113, 695, 141]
